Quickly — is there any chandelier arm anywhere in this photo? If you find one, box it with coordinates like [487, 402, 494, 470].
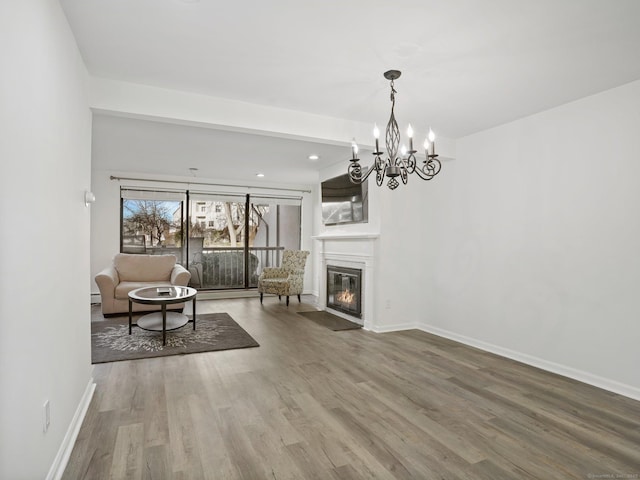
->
[348, 161, 373, 184]
[348, 153, 386, 185]
[427, 156, 442, 177]
[397, 157, 410, 185]
[405, 153, 417, 175]
[412, 157, 442, 181]
[376, 157, 388, 186]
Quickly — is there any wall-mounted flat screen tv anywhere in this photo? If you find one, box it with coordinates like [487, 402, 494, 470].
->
[321, 172, 368, 225]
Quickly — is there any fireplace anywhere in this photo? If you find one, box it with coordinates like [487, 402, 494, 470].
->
[326, 265, 362, 318]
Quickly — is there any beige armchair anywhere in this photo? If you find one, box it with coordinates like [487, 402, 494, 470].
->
[95, 253, 191, 316]
[258, 250, 310, 306]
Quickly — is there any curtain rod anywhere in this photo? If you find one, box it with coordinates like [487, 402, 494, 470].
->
[109, 175, 312, 194]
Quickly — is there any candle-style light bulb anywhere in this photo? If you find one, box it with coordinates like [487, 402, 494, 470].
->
[401, 144, 407, 157]
[352, 141, 359, 160]
[407, 124, 414, 151]
[428, 128, 436, 155]
[424, 138, 430, 157]
[373, 124, 380, 153]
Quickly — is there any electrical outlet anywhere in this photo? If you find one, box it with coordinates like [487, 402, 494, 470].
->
[43, 400, 50, 433]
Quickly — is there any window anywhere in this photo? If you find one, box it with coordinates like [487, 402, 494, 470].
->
[120, 188, 186, 263]
[120, 187, 302, 291]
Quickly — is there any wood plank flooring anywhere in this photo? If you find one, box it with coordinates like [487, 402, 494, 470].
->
[63, 297, 640, 479]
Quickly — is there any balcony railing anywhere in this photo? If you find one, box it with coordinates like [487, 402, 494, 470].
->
[127, 245, 285, 290]
[195, 246, 285, 289]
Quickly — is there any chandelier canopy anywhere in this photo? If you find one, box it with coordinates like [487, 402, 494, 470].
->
[348, 70, 442, 190]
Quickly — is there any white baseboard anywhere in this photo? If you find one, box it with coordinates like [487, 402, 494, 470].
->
[417, 323, 640, 402]
[369, 321, 418, 333]
[46, 379, 96, 480]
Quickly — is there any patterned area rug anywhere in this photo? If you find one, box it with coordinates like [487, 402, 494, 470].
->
[297, 310, 362, 331]
[91, 312, 259, 364]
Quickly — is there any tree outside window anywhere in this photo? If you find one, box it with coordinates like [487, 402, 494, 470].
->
[122, 200, 180, 247]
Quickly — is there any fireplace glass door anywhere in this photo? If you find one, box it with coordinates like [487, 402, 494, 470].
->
[326, 266, 362, 318]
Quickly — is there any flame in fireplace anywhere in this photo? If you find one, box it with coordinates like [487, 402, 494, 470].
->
[337, 288, 356, 305]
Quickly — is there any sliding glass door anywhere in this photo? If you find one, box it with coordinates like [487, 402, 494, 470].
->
[120, 187, 302, 291]
[249, 195, 301, 287]
[187, 193, 249, 289]
[187, 192, 302, 289]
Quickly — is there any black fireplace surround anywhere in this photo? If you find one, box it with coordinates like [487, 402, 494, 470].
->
[326, 265, 362, 318]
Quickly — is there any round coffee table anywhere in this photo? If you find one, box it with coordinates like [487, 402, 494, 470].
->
[128, 286, 197, 346]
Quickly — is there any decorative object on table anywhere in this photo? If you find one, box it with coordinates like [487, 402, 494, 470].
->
[348, 70, 442, 190]
[258, 250, 310, 306]
[298, 310, 362, 331]
[91, 313, 259, 364]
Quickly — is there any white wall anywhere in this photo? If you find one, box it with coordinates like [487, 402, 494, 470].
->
[374, 179, 439, 331]
[0, 1, 94, 478]
[418, 80, 640, 398]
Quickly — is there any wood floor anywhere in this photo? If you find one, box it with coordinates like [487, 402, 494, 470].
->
[64, 297, 640, 479]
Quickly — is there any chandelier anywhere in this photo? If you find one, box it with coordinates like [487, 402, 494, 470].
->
[348, 70, 442, 190]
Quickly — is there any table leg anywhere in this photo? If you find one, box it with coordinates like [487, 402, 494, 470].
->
[193, 296, 197, 330]
[162, 303, 167, 346]
[128, 298, 132, 335]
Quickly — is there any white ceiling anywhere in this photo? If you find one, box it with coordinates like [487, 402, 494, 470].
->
[92, 114, 348, 184]
[62, 0, 640, 184]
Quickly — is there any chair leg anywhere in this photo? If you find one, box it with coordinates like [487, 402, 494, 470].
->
[260, 293, 263, 304]
[286, 296, 290, 306]
[297, 294, 301, 302]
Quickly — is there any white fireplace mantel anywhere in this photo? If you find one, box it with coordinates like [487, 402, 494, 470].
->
[313, 232, 379, 330]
